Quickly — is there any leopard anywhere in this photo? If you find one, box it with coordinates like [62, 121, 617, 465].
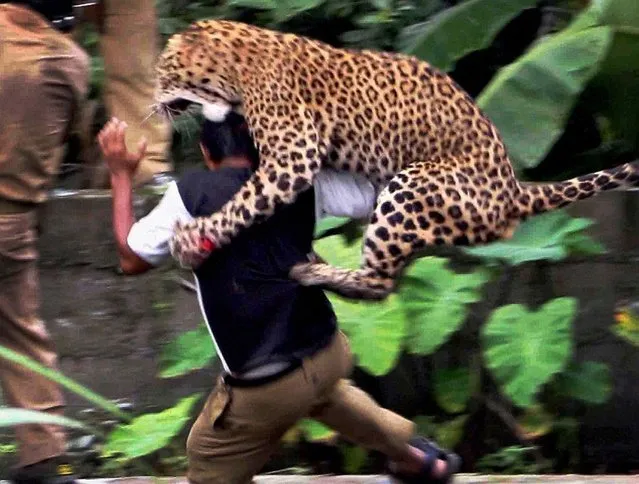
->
[154, 19, 639, 301]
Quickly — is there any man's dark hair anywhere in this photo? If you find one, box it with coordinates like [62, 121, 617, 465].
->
[1, 0, 75, 31]
[200, 112, 260, 170]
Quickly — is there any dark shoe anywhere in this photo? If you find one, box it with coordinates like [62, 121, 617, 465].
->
[8, 456, 77, 484]
[389, 436, 461, 484]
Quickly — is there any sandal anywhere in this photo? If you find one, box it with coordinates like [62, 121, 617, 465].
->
[389, 436, 461, 484]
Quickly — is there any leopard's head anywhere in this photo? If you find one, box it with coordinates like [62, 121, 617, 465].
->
[155, 21, 241, 122]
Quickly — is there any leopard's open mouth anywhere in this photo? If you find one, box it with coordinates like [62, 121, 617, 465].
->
[162, 98, 196, 115]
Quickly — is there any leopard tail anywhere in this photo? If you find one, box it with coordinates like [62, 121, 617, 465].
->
[514, 160, 639, 220]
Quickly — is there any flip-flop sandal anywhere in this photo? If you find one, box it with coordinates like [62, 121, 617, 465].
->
[388, 436, 462, 484]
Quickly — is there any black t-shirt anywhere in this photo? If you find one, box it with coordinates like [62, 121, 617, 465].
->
[177, 167, 337, 374]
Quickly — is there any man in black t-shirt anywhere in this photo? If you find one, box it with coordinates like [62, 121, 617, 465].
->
[98, 114, 460, 484]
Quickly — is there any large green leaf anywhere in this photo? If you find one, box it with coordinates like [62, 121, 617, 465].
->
[477, 25, 613, 170]
[482, 297, 576, 408]
[228, 0, 277, 9]
[159, 323, 217, 379]
[0, 344, 130, 422]
[314, 216, 350, 238]
[102, 394, 202, 461]
[584, 0, 639, 151]
[401, 257, 488, 356]
[328, 293, 408, 376]
[314, 236, 408, 376]
[313, 233, 362, 269]
[434, 367, 473, 414]
[400, 0, 539, 72]
[0, 408, 97, 435]
[464, 211, 605, 266]
[230, 0, 325, 21]
[553, 360, 612, 405]
[276, 0, 326, 19]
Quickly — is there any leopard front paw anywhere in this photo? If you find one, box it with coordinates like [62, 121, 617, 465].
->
[169, 220, 219, 269]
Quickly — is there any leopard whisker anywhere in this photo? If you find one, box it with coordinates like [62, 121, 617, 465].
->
[140, 106, 159, 126]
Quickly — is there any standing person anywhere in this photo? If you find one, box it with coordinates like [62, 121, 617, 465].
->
[76, 0, 172, 187]
[0, 1, 89, 482]
[98, 114, 462, 484]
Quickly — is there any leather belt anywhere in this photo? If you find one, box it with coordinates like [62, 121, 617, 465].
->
[223, 360, 301, 388]
[0, 198, 37, 214]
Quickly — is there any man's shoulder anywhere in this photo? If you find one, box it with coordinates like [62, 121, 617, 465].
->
[177, 167, 250, 193]
[177, 167, 252, 217]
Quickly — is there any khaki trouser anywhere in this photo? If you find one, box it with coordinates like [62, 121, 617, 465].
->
[0, 212, 66, 467]
[186, 331, 415, 484]
[99, 0, 172, 186]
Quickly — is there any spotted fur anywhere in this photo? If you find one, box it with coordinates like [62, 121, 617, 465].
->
[155, 20, 639, 300]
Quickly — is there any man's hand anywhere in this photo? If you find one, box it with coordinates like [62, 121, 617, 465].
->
[97, 117, 147, 177]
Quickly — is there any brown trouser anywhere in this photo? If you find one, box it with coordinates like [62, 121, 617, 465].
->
[186, 331, 415, 484]
[0, 212, 66, 467]
[100, 0, 172, 186]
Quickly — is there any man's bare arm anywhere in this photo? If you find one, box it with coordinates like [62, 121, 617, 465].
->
[99, 118, 153, 275]
[110, 171, 154, 275]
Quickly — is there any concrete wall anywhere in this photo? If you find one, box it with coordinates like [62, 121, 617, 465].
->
[36, 189, 219, 414]
[4, 188, 639, 470]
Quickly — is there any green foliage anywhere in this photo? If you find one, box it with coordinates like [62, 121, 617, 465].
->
[477, 24, 613, 170]
[0, 344, 130, 422]
[329, 293, 408, 376]
[518, 404, 554, 440]
[476, 445, 551, 474]
[611, 304, 639, 346]
[407, 413, 469, 454]
[314, 216, 351, 238]
[400, 0, 538, 72]
[433, 367, 473, 414]
[159, 323, 217, 378]
[339, 0, 447, 51]
[482, 298, 576, 407]
[314, 236, 489, 374]
[612, 322, 639, 346]
[0, 408, 96, 434]
[402, 258, 488, 355]
[230, 0, 325, 23]
[464, 211, 606, 265]
[315, 235, 408, 375]
[584, 0, 639, 151]
[299, 419, 336, 442]
[434, 414, 469, 449]
[102, 394, 202, 461]
[341, 445, 369, 474]
[472, 0, 639, 172]
[553, 360, 612, 404]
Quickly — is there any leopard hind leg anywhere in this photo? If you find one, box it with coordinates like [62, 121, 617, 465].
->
[290, 162, 511, 301]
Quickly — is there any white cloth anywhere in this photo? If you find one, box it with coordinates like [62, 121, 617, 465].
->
[127, 170, 378, 266]
[313, 169, 377, 221]
[127, 181, 193, 266]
